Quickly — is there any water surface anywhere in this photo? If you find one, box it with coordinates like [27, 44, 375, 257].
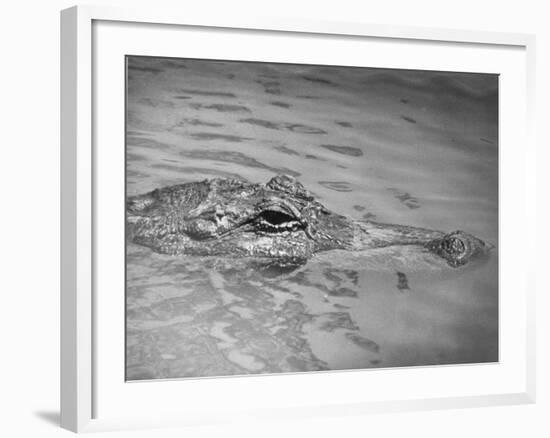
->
[125, 56, 498, 380]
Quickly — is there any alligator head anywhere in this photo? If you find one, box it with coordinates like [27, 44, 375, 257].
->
[127, 175, 491, 267]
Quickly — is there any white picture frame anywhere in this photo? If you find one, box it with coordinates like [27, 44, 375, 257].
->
[60, 4, 536, 433]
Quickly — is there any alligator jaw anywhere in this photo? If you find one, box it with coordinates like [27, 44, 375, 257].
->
[351, 221, 489, 267]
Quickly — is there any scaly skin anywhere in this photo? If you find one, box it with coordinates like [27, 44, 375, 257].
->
[127, 175, 489, 267]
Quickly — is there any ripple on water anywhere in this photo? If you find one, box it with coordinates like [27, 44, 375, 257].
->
[318, 181, 353, 192]
[178, 149, 301, 177]
[274, 144, 300, 156]
[319, 312, 359, 332]
[189, 103, 252, 113]
[401, 115, 417, 124]
[328, 287, 358, 298]
[256, 79, 282, 95]
[240, 118, 327, 134]
[301, 75, 336, 86]
[138, 97, 175, 108]
[362, 212, 377, 220]
[173, 118, 224, 128]
[320, 144, 363, 157]
[126, 153, 147, 162]
[188, 132, 252, 142]
[396, 272, 410, 291]
[345, 333, 380, 353]
[335, 121, 353, 128]
[174, 88, 237, 98]
[305, 154, 325, 161]
[287, 124, 327, 134]
[240, 118, 281, 130]
[270, 101, 291, 108]
[388, 187, 421, 209]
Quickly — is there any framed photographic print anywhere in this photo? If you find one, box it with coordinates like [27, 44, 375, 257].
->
[61, 5, 536, 433]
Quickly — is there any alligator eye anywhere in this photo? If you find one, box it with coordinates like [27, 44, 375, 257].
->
[261, 210, 294, 225]
[256, 210, 303, 232]
[442, 237, 466, 255]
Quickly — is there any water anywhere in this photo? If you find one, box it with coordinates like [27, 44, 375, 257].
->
[125, 56, 498, 380]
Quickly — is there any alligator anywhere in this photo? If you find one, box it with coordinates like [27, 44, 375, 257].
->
[127, 174, 491, 268]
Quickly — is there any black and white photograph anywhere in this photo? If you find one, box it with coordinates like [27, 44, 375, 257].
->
[125, 55, 498, 381]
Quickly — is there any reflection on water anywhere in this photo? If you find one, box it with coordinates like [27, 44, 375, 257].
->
[125, 56, 498, 380]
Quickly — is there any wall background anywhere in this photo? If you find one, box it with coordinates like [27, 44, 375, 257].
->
[0, 1, 546, 437]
